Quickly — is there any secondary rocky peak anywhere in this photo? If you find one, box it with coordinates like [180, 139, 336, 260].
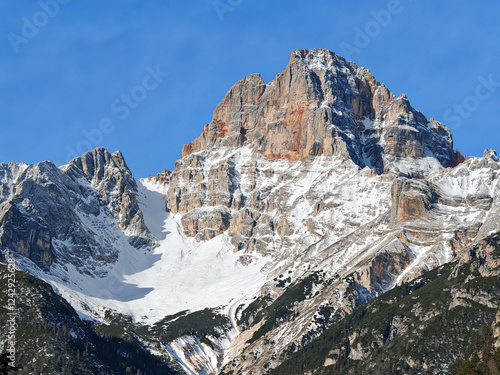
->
[484, 148, 499, 161]
[67, 147, 134, 186]
[181, 48, 454, 171]
[67, 147, 152, 247]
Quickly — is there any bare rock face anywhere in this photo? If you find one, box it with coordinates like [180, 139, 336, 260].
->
[390, 179, 437, 225]
[181, 49, 453, 169]
[0, 197, 55, 269]
[181, 207, 231, 241]
[0, 161, 85, 271]
[351, 237, 414, 295]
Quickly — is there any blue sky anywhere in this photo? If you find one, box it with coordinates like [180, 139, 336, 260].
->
[1, 0, 499, 177]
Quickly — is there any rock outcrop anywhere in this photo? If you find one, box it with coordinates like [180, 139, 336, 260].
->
[390, 178, 437, 225]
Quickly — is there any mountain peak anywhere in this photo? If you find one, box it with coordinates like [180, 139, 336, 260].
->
[289, 48, 349, 67]
[67, 147, 133, 184]
[181, 48, 454, 172]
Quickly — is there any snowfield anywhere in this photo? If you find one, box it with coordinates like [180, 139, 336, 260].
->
[19, 178, 267, 325]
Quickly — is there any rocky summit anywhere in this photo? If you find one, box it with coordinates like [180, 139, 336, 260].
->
[1, 49, 499, 374]
[181, 49, 453, 169]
